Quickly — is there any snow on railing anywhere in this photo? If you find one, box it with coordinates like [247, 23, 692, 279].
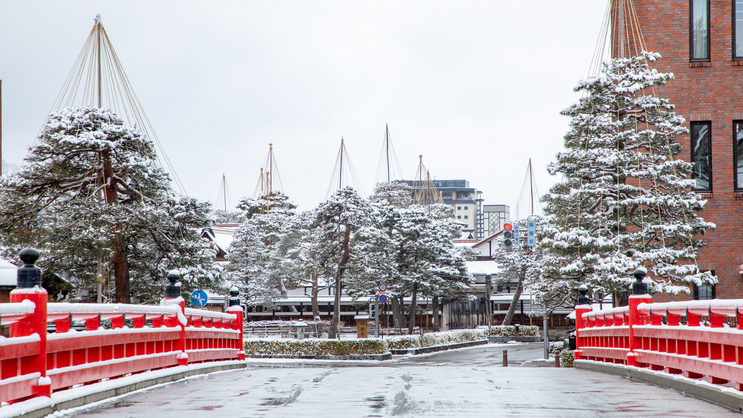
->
[576, 295, 743, 391]
[0, 249, 246, 404]
[583, 306, 629, 327]
[0, 299, 35, 326]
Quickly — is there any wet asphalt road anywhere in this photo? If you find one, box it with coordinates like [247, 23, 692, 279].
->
[65, 343, 738, 418]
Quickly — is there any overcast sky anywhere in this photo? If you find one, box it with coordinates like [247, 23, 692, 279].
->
[0, 1, 608, 214]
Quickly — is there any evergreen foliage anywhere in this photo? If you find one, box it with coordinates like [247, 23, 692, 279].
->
[541, 52, 715, 296]
[0, 107, 219, 303]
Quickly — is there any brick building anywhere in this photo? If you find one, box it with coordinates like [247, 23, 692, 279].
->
[613, 0, 743, 298]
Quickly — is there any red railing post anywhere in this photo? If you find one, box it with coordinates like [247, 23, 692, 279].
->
[161, 270, 187, 366]
[627, 268, 651, 367]
[9, 249, 51, 398]
[574, 285, 592, 360]
[226, 286, 245, 360]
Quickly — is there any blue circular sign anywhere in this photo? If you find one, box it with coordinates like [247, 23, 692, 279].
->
[378, 294, 388, 303]
[191, 290, 208, 307]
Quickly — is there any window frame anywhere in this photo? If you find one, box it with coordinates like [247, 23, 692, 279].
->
[690, 121, 713, 192]
[690, 0, 711, 61]
[693, 271, 716, 300]
[734, 0, 743, 59]
[733, 121, 743, 191]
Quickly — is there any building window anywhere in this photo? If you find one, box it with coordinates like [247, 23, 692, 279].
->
[691, 122, 712, 191]
[735, 121, 743, 190]
[457, 216, 461, 219]
[691, 0, 710, 60]
[464, 215, 468, 219]
[464, 206, 468, 210]
[457, 206, 461, 210]
[735, 1, 743, 58]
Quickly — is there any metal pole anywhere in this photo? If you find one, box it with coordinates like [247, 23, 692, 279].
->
[385, 125, 390, 182]
[485, 275, 492, 327]
[375, 299, 380, 338]
[543, 314, 549, 359]
[96, 15, 102, 109]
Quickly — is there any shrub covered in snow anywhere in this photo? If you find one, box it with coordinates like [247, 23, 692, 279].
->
[387, 330, 488, 350]
[483, 325, 539, 337]
[560, 349, 574, 367]
[244, 338, 387, 356]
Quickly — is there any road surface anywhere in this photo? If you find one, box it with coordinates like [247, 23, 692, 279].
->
[68, 343, 737, 417]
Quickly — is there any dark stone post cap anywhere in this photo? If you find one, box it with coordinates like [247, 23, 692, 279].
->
[228, 286, 240, 307]
[165, 270, 181, 298]
[632, 268, 648, 295]
[17, 248, 41, 289]
[577, 285, 590, 305]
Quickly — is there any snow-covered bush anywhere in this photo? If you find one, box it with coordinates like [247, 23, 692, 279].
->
[549, 341, 564, 355]
[560, 349, 574, 367]
[386, 330, 488, 350]
[244, 339, 387, 356]
[483, 325, 539, 337]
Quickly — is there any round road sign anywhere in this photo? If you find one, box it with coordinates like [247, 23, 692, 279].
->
[190, 290, 208, 308]
[379, 294, 388, 303]
[379, 283, 388, 292]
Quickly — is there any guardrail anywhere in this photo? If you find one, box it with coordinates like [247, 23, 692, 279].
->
[0, 249, 245, 403]
[575, 269, 743, 390]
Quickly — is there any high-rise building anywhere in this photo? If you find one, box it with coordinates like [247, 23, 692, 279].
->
[405, 179, 479, 230]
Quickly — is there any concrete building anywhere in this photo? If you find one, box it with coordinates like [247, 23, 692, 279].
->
[483, 204, 510, 237]
[612, 0, 743, 298]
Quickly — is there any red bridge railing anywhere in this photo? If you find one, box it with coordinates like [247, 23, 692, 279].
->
[0, 249, 245, 404]
[575, 269, 743, 390]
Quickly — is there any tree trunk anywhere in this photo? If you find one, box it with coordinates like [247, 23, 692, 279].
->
[112, 233, 130, 303]
[328, 267, 344, 339]
[311, 272, 320, 319]
[502, 269, 525, 326]
[392, 295, 404, 331]
[328, 224, 351, 339]
[431, 295, 440, 332]
[408, 282, 418, 334]
[102, 150, 130, 303]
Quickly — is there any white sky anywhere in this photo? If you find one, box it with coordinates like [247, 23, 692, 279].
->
[0, 1, 608, 213]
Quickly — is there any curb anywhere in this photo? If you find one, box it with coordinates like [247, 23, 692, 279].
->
[0, 361, 247, 418]
[487, 336, 541, 343]
[389, 339, 488, 355]
[245, 353, 391, 361]
[574, 360, 743, 413]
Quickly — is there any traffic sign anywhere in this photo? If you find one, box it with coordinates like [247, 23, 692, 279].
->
[190, 290, 208, 308]
[378, 294, 388, 303]
[527, 218, 537, 247]
[379, 283, 387, 292]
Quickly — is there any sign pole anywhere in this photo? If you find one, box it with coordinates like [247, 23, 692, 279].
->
[375, 298, 380, 338]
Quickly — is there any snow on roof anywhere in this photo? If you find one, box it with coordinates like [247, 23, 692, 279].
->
[472, 231, 503, 248]
[0, 260, 17, 287]
[211, 227, 237, 253]
[490, 292, 531, 302]
[466, 260, 499, 275]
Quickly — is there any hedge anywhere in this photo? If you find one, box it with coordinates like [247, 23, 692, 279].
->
[244, 339, 387, 356]
[482, 325, 539, 337]
[244, 329, 492, 356]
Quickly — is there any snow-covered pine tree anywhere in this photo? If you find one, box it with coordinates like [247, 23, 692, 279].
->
[236, 191, 296, 220]
[0, 107, 219, 303]
[273, 209, 326, 318]
[393, 204, 472, 333]
[541, 52, 715, 298]
[313, 187, 374, 339]
[493, 216, 569, 325]
[225, 193, 297, 308]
